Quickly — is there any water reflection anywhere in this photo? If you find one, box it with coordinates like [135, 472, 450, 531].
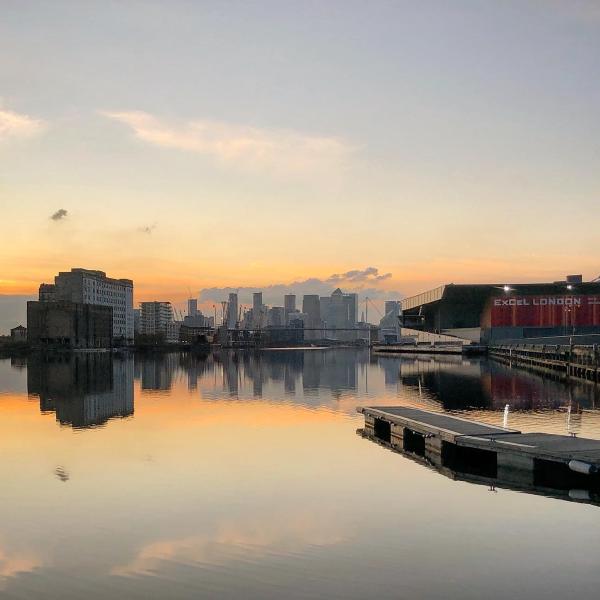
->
[2, 350, 600, 598]
[132, 349, 369, 401]
[358, 429, 600, 508]
[213, 349, 366, 399]
[21, 350, 600, 425]
[393, 354, 600, 411]
[27, 353, 134, 428]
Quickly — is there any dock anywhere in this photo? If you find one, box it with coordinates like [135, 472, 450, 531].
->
[372, 343, 486, 356]
[358, 406, 600, 496]
[490, 344, 600, 383]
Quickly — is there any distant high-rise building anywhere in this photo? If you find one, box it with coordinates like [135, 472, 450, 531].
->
[321, 288, 358, 341]
[140, 302, 174, 336]
[38, 268, 134, 343]
[227, 292, 238, 329]
[187, 298, 198, 317]
[253, 292, 262, 313]
[284, 294, 296, 317]
[252, 292, 264, 328]
[302, 295, 321, 340]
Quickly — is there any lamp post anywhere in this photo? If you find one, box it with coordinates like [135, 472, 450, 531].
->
[565, 284, 578, 337]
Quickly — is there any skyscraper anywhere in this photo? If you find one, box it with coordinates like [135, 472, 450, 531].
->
[227, 292, 238, 329]
[253, 292, 262, 313]
[302, 294, 321, 340]
[321, 288, 358, 341]
[284, 294, 296, 317]
[252, 292, 264, 328]
[187, 298, 198, 317]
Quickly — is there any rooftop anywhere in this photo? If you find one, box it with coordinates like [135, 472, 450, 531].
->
[402, 280, 600, 312]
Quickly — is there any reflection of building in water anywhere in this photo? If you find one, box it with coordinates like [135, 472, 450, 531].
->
[393, 355, 599, 411]
[377, 355, 404, 387]
[27, 353, 134, 428]
[134, 352, 212, 392]
[223, 353, 240, 396]
[210, 349, 368, 400]
[302, 350, 360, 397]
[398, 356, 489, 410]
[137, 353, 179, 391]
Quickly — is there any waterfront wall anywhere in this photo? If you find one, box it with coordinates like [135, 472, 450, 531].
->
[490, 343, 600, 383]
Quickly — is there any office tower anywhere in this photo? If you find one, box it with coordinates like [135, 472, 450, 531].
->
[187, 298, 198, 317]
[253, 292, 262, 313]
[321, 288, 358, 341]
[227, 292, 238, 329]
[302, 295, 321, 340]
[252, 292, 264, 328]
[284, 294, 296, 317]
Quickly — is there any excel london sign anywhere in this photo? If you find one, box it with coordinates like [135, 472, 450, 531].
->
[493, 296, 600, 307]
[490, 295, 600, 327]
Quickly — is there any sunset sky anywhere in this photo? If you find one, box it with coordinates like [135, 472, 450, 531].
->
[1, 1, 599, 330]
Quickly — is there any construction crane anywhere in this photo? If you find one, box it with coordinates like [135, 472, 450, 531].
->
[364, 296, 384, 324]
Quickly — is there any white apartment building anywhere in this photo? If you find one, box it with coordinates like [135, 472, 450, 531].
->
[140, 302, 174, 337]
[43, 268, 135, 343]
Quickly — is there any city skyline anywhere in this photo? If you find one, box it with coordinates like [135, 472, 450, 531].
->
[2, 1, 600, 327]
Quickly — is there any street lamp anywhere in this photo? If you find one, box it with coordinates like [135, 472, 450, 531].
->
[564, 304, 580, 337]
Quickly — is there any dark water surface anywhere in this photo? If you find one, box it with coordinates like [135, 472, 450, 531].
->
[1, 349, 600, 599]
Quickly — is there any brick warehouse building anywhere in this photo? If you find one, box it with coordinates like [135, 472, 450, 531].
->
[401, 275, 600, 343]
[27, 301, 113, 349]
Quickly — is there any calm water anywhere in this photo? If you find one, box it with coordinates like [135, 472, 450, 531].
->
[1, 349, 600, 599]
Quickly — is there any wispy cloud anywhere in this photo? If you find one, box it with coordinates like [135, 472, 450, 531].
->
[50, 208, 68, 221]
[101, 110, 353, 174]
[0, 106, 45, 142]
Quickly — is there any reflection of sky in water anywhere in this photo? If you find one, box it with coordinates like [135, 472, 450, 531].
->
[1, 350, 600, 599]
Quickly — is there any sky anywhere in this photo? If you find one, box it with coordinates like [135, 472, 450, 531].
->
[1, 0, 599, 331]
